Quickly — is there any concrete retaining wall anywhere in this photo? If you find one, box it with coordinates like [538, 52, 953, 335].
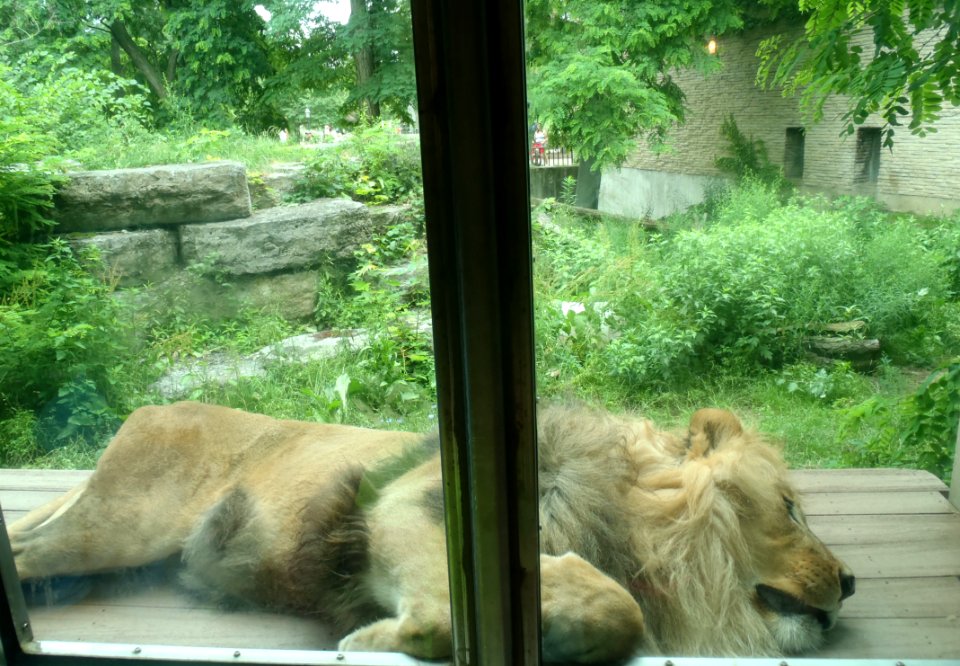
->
[529, 166, 578, 200]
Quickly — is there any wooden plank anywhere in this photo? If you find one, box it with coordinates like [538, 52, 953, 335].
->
[27, 601, 339, 650]
[817, 618, 960, 659]
[0, 469, 91, 490]
[2, 509, 28, 523]
[800, 490, 954, 516]
[0, 467, 949, 493]
[840, 576, 960, 619]
[807, 513, 960, 546]
[829, 541, 960, 578]
[791, 468, 947, 494]
[0, 489, 74, 511]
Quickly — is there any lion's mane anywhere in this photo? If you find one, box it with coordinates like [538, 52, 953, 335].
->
[536, 404, 790, 655]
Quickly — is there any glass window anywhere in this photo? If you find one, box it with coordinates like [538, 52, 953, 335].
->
[0, 1, 538, 665]
[784, 127, 805, 179]
[855, 127, 882, 184]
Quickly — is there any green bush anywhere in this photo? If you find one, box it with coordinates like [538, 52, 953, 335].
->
[7, 52, 153, 157]
[0, 410, 42, 467]
[839, 359, 959, 479]
[295, 124, 422, 204]
[714, 114, 784, 187]
[531, 183, 956, 390]
[0, 64, 65, 246]
[0, 241, 139, 445]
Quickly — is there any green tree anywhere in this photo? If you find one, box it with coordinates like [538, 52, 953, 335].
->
[0, 0, 310, 130]
[758, 1, 960, 148]
[341, 0, 416, 122]
[525, 1, 787, 208]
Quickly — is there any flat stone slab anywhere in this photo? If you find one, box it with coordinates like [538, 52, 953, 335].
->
[179, 199, 379, 275]
[54, 162, 252, 232]
[68, 229, 179, 287]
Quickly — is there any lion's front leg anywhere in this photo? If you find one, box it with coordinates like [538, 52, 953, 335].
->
[540, 553, 645, 663]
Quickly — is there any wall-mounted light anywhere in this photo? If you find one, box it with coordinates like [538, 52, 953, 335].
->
[707, 37, 718, 56]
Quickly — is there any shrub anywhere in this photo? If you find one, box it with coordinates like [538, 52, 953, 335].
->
[295, 124, 422, 204]
[0, 64, 65, 246]
[714, 114, 784, 187]
[0, 241, 139, 445]
[7, 52, 153, 159]
[839, 359, 959, 480]
[532, 183, 956, 390]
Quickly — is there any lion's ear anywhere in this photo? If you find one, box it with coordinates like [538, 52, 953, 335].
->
[686, 408, 743, 459]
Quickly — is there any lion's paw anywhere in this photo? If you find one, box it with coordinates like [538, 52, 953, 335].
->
[541, 553, 645, 663]
[339, 616, 451, 660]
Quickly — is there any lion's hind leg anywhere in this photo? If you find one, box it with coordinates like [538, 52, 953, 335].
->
[9, 480, 185, 582]
[8, 481, 89, 538]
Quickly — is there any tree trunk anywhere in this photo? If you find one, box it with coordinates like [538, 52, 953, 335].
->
[349, 0, 380, 118]
[109, 20, 167, 99]
[166, 49, 179, 87]
[575, 156, 601, 209]
[110, 34, 124, 77]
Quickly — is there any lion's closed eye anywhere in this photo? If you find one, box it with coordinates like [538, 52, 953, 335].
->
[783, 496, 804, 526]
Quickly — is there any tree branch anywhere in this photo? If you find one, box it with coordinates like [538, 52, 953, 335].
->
[109, 20, 166, 99]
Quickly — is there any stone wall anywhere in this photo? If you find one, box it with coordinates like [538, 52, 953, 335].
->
[601, 24, 960, 218]
[60, 162, 403, 320]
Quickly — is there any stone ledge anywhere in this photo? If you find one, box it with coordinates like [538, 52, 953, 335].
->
[179, 199, 382, 276]
[54, 162, 252, 232]
[68, 229, 179, 287]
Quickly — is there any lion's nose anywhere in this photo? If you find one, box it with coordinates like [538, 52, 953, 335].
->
[839, 572, 856, 601]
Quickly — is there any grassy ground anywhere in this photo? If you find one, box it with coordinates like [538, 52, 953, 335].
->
[5, 155, 956, 478]
[70, 128, 320, 172]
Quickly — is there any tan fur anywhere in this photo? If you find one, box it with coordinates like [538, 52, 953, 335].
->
[8, 401, 853, 661]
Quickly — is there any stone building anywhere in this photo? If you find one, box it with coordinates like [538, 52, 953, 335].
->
[598, 24, 960, 219]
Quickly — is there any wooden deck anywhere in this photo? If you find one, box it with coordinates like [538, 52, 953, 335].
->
[2, 468, 959, 659]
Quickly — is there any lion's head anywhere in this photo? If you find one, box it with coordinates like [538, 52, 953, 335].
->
[627, 408, 855, 656]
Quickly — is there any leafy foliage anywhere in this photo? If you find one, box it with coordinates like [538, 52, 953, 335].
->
[757, 1, 960, 147]
[0, 241, 140, 448]
[0, 63, 65, 246]
[7, 51, 154, 158]
[534, 183, 957, 391]
[340, 0, 416, 121]
[714, 114, 784, 185]
[295, 124, 422, 204]
[525, 1, 789, 169]
[840, 359, 960, 479]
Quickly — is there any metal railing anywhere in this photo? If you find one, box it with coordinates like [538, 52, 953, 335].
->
[529, 145, 575, 167]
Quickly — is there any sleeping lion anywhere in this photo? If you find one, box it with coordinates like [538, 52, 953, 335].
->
[8, 401, 854, 662]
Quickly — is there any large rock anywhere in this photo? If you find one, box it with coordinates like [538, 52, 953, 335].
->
[248, 163, 306, 209]
[68, 229, 179, 287]
[179, 199, 381, 275]
[54, 162, 252, 232]
[234, 271, 318, 320]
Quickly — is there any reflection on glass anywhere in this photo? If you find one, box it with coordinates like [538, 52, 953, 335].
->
[1, 0, 434, 656]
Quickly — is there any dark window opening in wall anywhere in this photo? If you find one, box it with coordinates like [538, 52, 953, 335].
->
[855, 127, 882, 184]
[784, 127, 805, 179]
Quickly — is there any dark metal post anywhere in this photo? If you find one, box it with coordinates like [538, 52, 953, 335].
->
[409, 0, 540, 665]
